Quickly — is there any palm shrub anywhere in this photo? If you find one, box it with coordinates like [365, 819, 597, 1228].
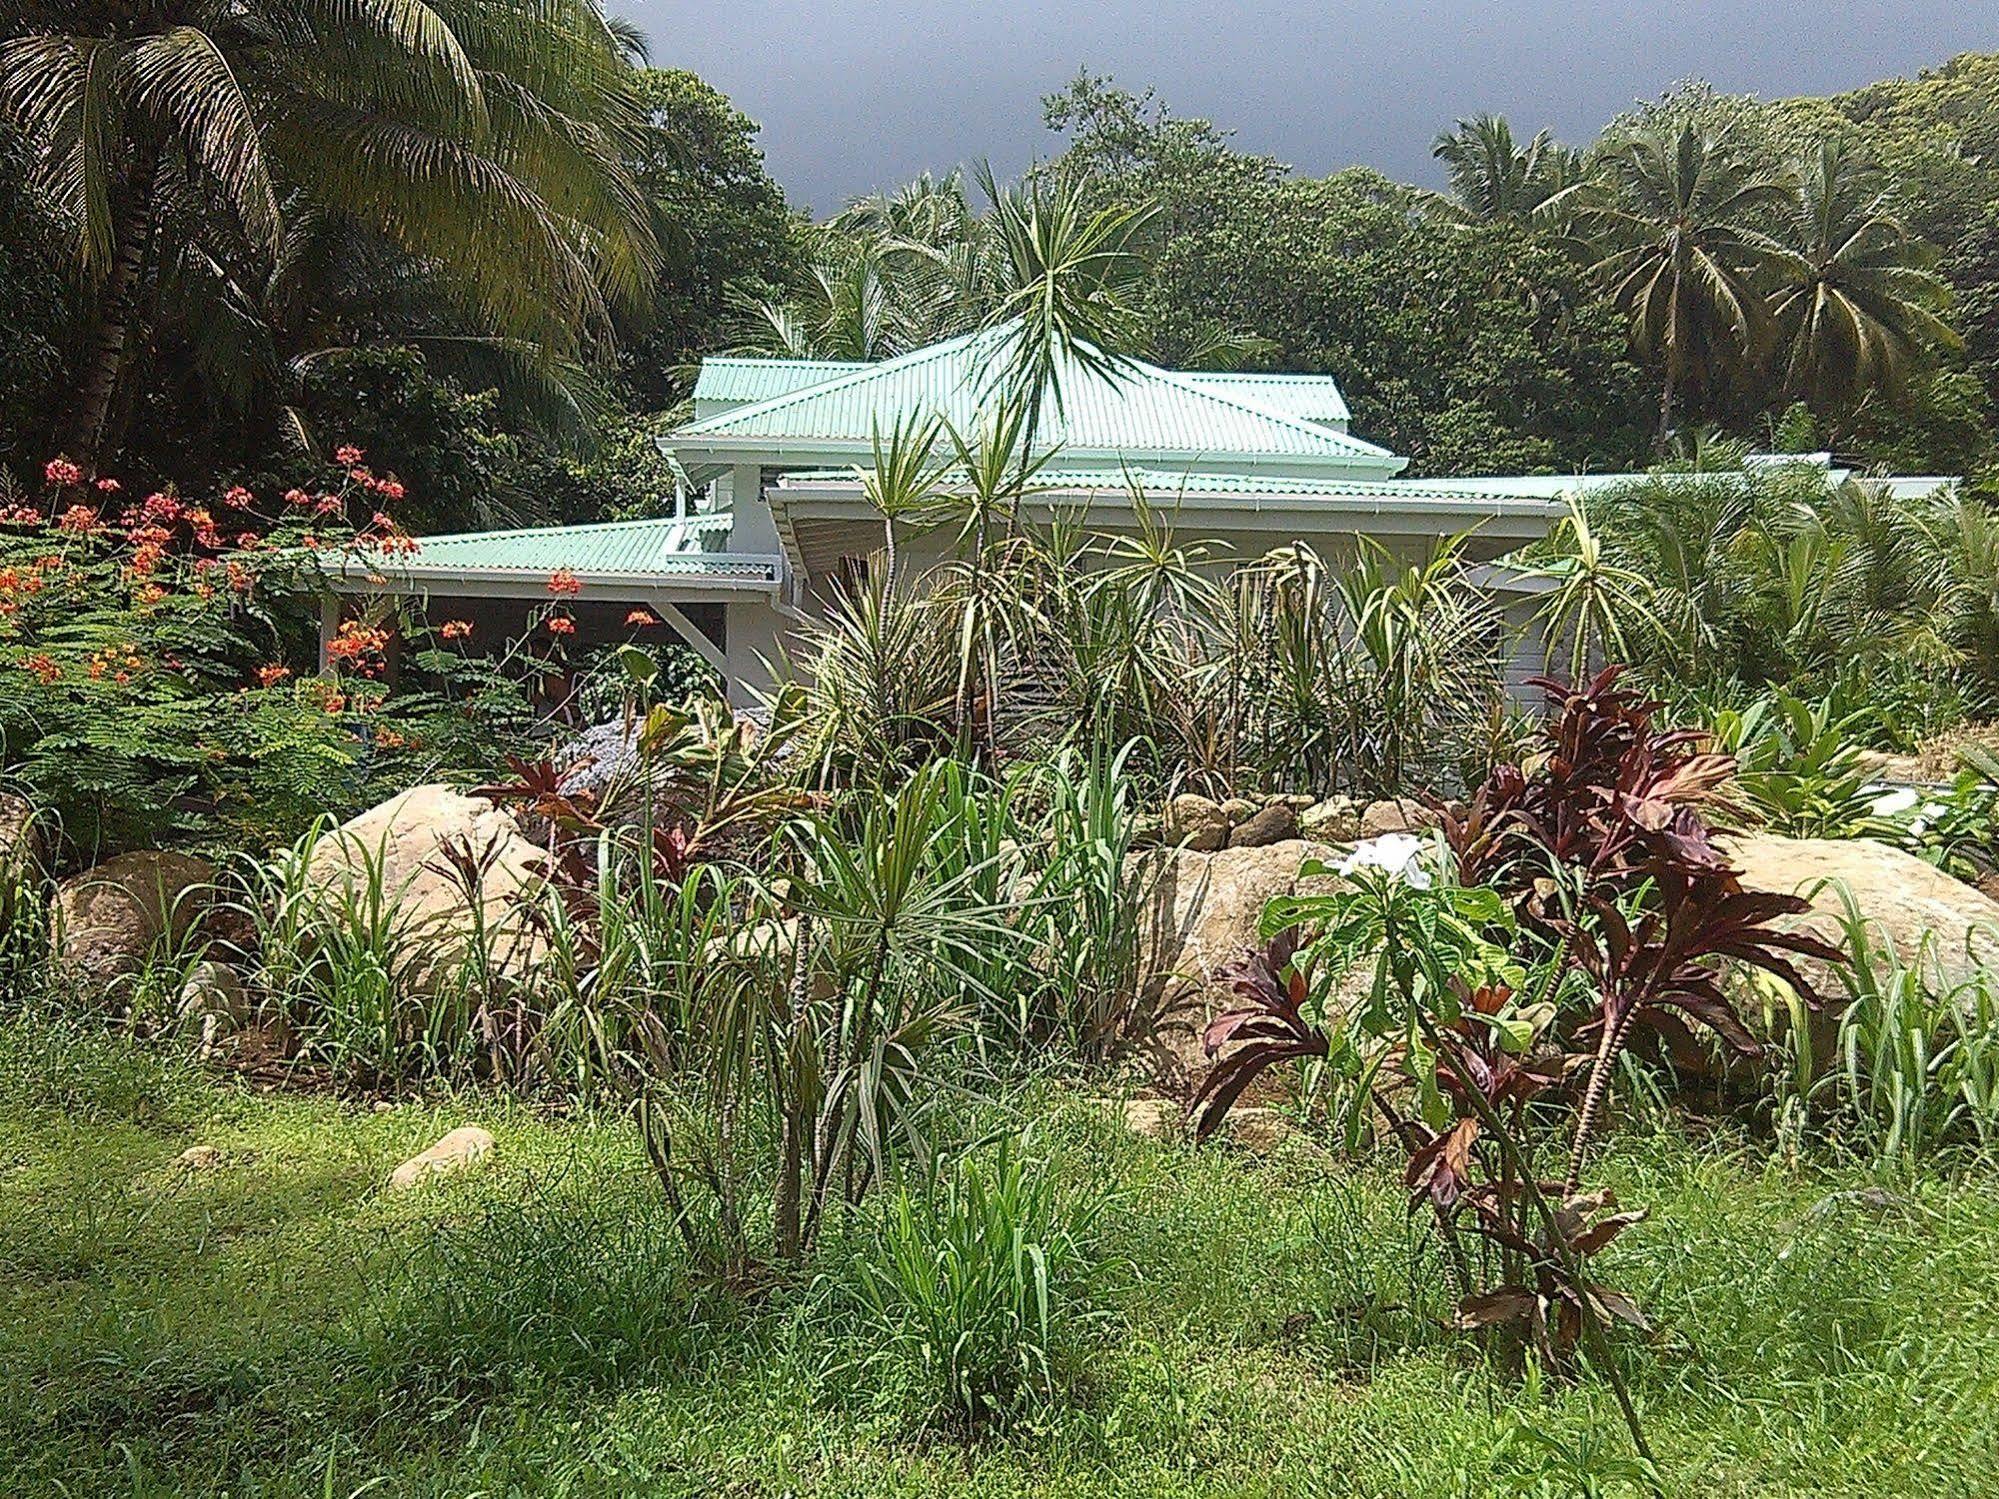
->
[637, 762, 1030, 1280]
[838, 1137, 1108, 1430]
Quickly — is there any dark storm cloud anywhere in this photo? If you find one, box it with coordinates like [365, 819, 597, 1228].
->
[616, 0, 1994, 214]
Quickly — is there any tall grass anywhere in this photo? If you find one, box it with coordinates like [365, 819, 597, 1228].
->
[242, 823, 450, 1083]
[831, 1137, 1109, 1429]
[1772, 885, 1999, 1164]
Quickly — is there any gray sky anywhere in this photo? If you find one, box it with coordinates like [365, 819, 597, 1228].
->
[617, 0, 1994, 215]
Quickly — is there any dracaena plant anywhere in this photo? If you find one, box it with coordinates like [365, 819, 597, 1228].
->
[1195, 865, 1659, 1467]
[1436, 667, 1848, 1190]
[1193, 667, 1850, 1484]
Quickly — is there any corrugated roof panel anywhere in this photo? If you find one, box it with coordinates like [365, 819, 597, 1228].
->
[384, 514, 738, 576]
[1177, 372, 1351, 425]
[691, 357, 868, 419]
[674, 326, 1398, 468]
[777, 467, 1553, 509]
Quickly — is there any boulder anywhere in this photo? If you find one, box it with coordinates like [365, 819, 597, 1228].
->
[388, 1125, 495, 1190]
[1220, 797, 1258, 824]
[1360, 798, 1440, 837]
[1228, 802, 1301, 848]
[177, 1145, 225, 1170]
[1162, 793, 1228, 853]
[1724, 833, 1999, 993]
[304, 785, 548, 990]
[1300, 796, 1361, 843]
[53, 850, 215, 992]
[1130, 839, 1348, 1086]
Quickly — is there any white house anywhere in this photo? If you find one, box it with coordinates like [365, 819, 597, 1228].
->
[321, 325, 1955, 704]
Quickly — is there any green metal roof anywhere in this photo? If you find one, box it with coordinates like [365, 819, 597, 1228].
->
[1176, 372, 1350, 426]
[671, 326, 1400, 472]
[321, 512, 782, 589]
[691, 356, 867, 420]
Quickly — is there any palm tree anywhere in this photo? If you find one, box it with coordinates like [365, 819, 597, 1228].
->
[976, 164, 1154, 449]
[1, 0, 655, 465]
[1582, 122, 1790, 447]
[856, 411, 947, 596]
[1428, 113, 1584, 228]
[1762, 139, 1959, 420]
[1527, 494, 1664, 681]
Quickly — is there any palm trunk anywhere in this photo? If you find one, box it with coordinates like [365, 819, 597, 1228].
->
[67, 157, 159, 468]
[1654, 364, 1677, 453]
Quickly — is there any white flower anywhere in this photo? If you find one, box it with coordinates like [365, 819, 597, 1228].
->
[1338, 832, 1433, 888]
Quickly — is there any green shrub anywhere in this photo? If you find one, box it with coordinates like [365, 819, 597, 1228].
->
[833, 1139, 1109, 1429]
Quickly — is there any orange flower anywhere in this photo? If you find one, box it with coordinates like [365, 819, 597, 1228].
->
[439, 619, 472, 641]
[256, 663, 292, 688]
[625, 608, 658, 627]
[24, 653, 58, 685]
[546, 614, 577, 637]
[547, 568, 582, 597]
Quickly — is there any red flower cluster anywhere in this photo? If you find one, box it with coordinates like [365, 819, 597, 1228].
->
[547, 568, 582, 597]
[625, 608, 657, 627]
[43, 458, 82, 488]
[325, 618, 392, 675]
[546, 614, 577, 637]
[440, 619, 473, 641]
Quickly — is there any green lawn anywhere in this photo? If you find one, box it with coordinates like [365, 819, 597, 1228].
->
[4, 1013, 1997, 1498]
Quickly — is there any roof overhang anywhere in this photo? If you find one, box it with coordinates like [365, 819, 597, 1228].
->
[318, 554, 786, 602]
[665, 432, 1408, 484]
[767, 475, 1559, 541]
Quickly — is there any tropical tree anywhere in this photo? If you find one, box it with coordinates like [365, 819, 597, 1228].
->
[1761, 139, 1959, 420]
[976, 164, 1154, 446]
[0, 0, 656, 466]
[1428, 113, 1584, 229]
[1579, 121, 1790, 446]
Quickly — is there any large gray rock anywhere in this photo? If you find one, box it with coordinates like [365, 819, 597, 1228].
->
[1162, 793, 1229, 853]
[178, 960, 249, 1054]
[0, 791, 41, 870]
[1130, 839, 1347, 1086]
[1228, 802, 1301, 848]
[1300, 795, 1361, 843]
[1360, 798, 1440, 837]
[304, 785, 549, 990]
[53, 850, 215, 992]
[1725, 833, 1999, 993]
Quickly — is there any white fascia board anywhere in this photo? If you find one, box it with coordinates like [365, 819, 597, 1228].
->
[667, 433, 1408, 480]
[323, 558, 787, 600]
[771, 481, 1559, 538]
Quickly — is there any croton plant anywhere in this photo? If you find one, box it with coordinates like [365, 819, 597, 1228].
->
[1193, 667, 1847, 1386]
